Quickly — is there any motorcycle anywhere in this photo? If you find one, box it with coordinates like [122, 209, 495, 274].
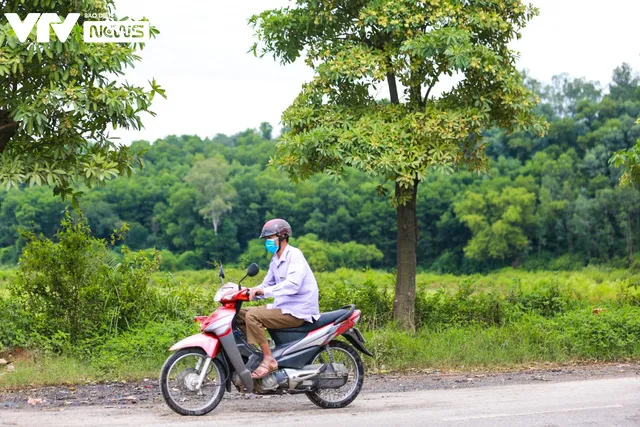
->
[160, 263, 373, 416]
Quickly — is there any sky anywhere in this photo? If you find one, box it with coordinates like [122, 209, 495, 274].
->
[111, 0, 640, 144]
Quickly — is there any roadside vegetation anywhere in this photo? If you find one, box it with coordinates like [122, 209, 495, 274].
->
[1, 215, 640, 388]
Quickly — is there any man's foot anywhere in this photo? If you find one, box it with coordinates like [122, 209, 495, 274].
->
[251, 360, 278, 379]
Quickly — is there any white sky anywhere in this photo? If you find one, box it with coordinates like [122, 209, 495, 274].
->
[111, 0, 640, 144]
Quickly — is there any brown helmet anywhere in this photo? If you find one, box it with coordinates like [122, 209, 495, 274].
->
[260, 219, 292, 239]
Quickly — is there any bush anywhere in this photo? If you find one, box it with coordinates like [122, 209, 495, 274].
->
[429, 250, 460, 274]
[158, 249, 180, 271]
[0, 246, 18, 266]
[178, 251, 202, 270]
[11, 212, 160, 343]
[0, 298, 29, 350]
[89, 319, 198, 375]
[416, 279, 504, 328]
[548, 254, 586, 271]
[319, 279, 393, 328]
[505, 276, 573, 318]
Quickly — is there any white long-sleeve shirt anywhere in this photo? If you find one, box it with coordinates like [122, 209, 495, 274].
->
[257, 245, 320, 323]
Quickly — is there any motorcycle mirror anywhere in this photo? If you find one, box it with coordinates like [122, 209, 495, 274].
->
[238, 263, 260, 287]
[246, 263, 260, 277]
[219, 264, 225, 286]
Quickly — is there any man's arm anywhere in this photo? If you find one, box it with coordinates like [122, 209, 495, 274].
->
[249, 261, 276, 300]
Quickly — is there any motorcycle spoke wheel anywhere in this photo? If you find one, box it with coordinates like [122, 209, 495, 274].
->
[306, 340, 364, 409]
[160, 348, 225, 416]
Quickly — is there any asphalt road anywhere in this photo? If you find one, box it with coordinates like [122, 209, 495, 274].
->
[2, 376, 639, 426]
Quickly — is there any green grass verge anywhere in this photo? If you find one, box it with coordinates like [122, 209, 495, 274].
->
[154, 267, 640, 301]
[2, 306, 640, 389]
[365, 307, 640, 371]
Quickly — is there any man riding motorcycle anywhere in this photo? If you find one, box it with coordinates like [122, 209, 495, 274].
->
[237, 218, 320, 379]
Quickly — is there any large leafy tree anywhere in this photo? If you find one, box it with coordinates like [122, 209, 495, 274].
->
[454, 185, 536, 263]
[0, 0, 165, 206]
[185, 157, 236, 235]
[251, 0, 546, 328]
[611, 117, 640, 187]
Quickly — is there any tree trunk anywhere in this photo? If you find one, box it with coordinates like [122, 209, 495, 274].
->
[393, 181, 418, 331]
[211, 211, 218, 235]
[387, 72, 399, 104]
[0, 110, 18, 153]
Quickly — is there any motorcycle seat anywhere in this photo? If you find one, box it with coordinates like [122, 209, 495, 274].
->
[272, 308, 351, 333]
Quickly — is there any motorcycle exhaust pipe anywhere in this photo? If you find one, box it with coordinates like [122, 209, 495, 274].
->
[283, 364, 327, 390]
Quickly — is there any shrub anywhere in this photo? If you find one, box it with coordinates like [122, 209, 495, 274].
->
[0, 246, 18, 266]
[178, 251, 201, 270]
[548, 254, 586, 271]
[0, 298, 29, 350]
[319, 279, 393, 328]
[89, 319, 198, 375]
[158, 249, 180, 271]
[506, 276, 572, 318]
[429, 250, 461, 274]
[416, 279, 504, 328]
[11, 212, 160, 343]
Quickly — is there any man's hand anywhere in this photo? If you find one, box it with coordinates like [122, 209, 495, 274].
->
[249, 287, 264, 300]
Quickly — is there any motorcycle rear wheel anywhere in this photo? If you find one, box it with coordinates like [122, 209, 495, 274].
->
[306, 340, 364, 409]
[160, 347, 226, 416]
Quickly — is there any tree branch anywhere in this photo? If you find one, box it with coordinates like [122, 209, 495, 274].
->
[423, 75, 440, 105]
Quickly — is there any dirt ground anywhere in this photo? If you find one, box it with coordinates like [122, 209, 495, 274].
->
[1, 362, 638, 411]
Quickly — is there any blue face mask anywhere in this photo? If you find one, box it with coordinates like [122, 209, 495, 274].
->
[265, 238, 279, 254]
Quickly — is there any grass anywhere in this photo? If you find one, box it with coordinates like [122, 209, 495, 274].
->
[365, 307, 640, 371]
[3, 306, 640, 389]
[150, 267, 640, 302]
[0, 354, 93, 388]
[0, 353, 161, 388]
[2, 266, 640, 389]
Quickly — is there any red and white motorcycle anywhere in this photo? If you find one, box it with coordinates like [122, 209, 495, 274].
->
[160, 263, 372, 416]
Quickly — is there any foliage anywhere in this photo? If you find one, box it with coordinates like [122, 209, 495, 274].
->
[185, 157, 236, 235]
[455, 185, 536, 262]
[2, 265, 640, 385]
[0, 298, 28, 350]
[365, 308, 640, 371]
[1, 66, 640, 274]
[251, 0, 546, 328]
[251, 1, 546, 189]
[10, 212, 159, 343]
[89, 319, 197, 375]
[610, 117, 640, 186]
[0, 0, 165, 205]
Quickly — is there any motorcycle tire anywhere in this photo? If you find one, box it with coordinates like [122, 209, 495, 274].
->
[306, 340, 364, 409]
[160, 347, 226, 416]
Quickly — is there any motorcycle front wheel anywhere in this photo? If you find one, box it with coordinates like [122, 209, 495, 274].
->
[160, 347, 226, 416]
[306, 340, 364, 409]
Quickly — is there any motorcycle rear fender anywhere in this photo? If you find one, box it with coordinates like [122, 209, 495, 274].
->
[342, 328, 374, 357]
[169, 333, 220, 358]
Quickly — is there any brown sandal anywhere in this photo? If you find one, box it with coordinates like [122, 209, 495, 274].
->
[251, 361, 278, 379]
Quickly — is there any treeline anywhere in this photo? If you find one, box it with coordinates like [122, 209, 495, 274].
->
[1, 64, 640, 273]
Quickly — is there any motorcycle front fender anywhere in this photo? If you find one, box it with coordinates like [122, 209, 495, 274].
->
[169, 333, 220, 358]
